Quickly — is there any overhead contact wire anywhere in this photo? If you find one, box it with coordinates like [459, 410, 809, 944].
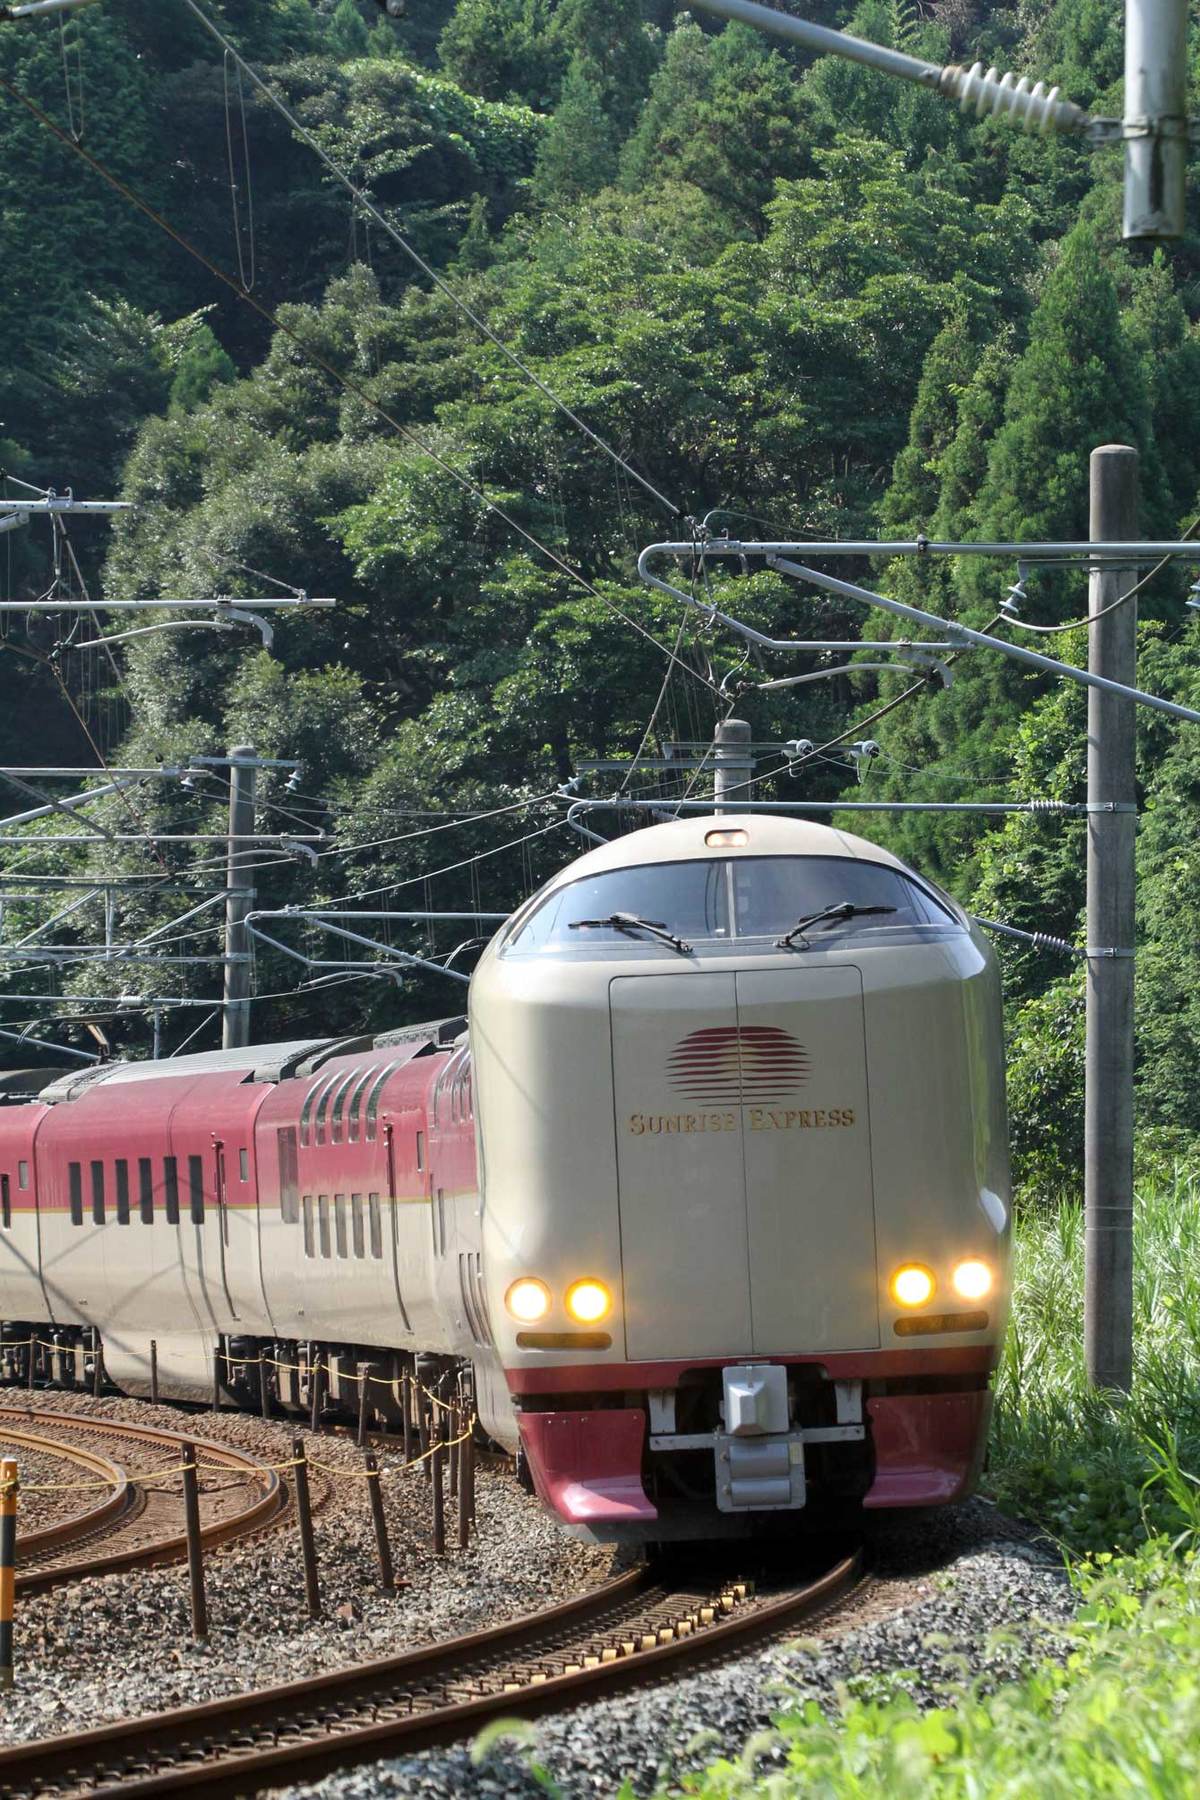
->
[179, 0, 681, 521]
[0, 73, 716, 705]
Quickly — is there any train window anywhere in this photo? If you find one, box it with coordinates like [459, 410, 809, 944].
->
[69, 1162, 83, 1226]
[346, 1070, 372, 1142]
[350, 1193, 365, 1258]
[239, 1149, 249, 1183]
[91, 1161, 106, 1226]
[506, 855, 958, 951]
[299, 1079, 322, 1148]
[368, 1192, 383, 1259]
[17, 1160, 28, 1190]
[330, 1074, 356, 1145]
[115, 1160, 130, 1226]
[318, 1194, 331, 1259]
[302, 1194, 314, 1258]
[315, 1078, 338, 1147]
[138, 1158, 154, 1224]
[164, 1158, 179, 1226]
[334, 1194, 348, 1258]
[0, 1175, 9, 1230]
[188, 1156, 204, 1225]
[277, 1128, 300, 1224]
[364, 1067, 393, 1142]
[415, 1131, 424, 1173]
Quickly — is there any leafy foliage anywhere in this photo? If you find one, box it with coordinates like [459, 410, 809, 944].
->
[0, 0, 1199, 1145]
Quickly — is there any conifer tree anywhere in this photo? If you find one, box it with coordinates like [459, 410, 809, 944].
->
[531, 55, 619, 208]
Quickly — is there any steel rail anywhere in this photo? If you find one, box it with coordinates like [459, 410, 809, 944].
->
[0, 1429, 133, 1568]
[0, 1551, 862, 1798]
[0, 1409, 285, 1593]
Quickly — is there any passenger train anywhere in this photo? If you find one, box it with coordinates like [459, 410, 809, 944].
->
[0, 815, 1010, 1540]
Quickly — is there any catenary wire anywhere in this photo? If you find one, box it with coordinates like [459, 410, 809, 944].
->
[0, 71, 718, 705]
[1003, 513, 1200, 633]
[179, 0, 681, 521]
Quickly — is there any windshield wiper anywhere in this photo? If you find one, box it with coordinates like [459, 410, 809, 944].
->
[776, 902, 896, 950]
[569, 913, 693, 954]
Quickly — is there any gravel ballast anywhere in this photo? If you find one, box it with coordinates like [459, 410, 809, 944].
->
[275, 1503, 1075, 1800]
[0, 1390, 616, 1746]
[0, 1392, 1074, 1799]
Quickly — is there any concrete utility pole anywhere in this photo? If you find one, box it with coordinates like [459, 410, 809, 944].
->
[713, 719, 753, 815]
[1085, 447, 1138, 1392]
[222, 746, 258, 1051]
[1123, 0, 1189, 239]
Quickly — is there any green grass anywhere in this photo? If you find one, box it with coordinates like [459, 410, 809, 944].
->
[989, 1166, 1200, 1551]
[667, 1539, 1200, 1798]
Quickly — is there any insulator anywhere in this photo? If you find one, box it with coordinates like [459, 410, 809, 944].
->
[944, 62, 1087, 135]
[1030, 930, 1078, 956]
[1026, 799, 1068, 814]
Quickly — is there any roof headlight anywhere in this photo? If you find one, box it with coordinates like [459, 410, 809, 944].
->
[505, 1277, 552, 1323]
[951, 1259, 993, 1301]
[565, 1278, 612, 1324]
[890, 1264, 935, 1308]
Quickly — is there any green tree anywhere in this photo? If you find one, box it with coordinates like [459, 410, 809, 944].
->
[329, 0, 371, 58]
[437, 0, 561, 108]
[531, 56, 618, 207]
[169, 323, 237, 415]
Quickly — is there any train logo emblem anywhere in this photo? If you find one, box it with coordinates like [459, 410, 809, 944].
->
[666, 1025, 810, 1105]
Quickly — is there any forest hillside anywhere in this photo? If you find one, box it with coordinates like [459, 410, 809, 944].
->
[2, 0, 1198, 1191]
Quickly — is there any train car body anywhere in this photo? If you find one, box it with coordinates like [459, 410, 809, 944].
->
[0, 815, 1010, 1541]
[470, 814, 1010, 1539]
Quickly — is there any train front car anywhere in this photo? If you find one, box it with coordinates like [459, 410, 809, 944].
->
[471, 814, 1010, 1541]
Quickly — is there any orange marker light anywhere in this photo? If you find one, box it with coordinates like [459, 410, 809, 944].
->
[951, 1259, 993, 1301]
[565, 1279, 612, 1324]
[890, 1264, 935, 1308]
[505, 1278, 551, 1324]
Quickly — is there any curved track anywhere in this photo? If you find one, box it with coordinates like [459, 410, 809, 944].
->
[0, 1549, 863, 1798]
[0, 1409, 287, 1592]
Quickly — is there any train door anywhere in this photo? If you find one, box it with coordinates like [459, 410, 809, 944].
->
[168, 1083, 273, 1337]
[0, 1109, 55, 1327]
[734, 966, 879, 1354]
[212, 1141, 239, 1319]
[612, 974, 754, 1360]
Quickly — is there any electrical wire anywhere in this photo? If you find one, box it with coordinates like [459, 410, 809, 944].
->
[315, 789, 565, 865]
[616, 606, 692, 798]
[179, 0, 682, 522]
[1004, 514, 1200, 634]
[328, 817, 571, 907]
[0, 71, 719, 706]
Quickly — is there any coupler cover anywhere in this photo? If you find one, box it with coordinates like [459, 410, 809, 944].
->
[716, 1364, 806, 1512]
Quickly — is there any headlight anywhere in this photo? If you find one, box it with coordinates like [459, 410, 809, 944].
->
[951, 1258, 993, 1301]
[505, 1277, 551, 1323]
[890, 1264, 935, 1307]
[565, 1278, 612, 1324]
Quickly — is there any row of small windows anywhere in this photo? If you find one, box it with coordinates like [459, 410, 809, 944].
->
[301, 1192, 384, 1261]
[63, 1153, 245, 1227]
[67, 1157, 196, 1227]
[299, 1063, 397, 1149]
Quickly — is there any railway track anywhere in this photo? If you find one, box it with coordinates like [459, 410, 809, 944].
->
[0, 1409, 288, 1592]
[0, 1548, 864, 1799]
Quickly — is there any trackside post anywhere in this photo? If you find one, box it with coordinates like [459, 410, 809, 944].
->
[0, 1459, 16, 1688]
[1085, 445, 1138, 1391]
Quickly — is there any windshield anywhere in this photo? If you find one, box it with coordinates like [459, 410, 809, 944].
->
[506, 856, 957, 953]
